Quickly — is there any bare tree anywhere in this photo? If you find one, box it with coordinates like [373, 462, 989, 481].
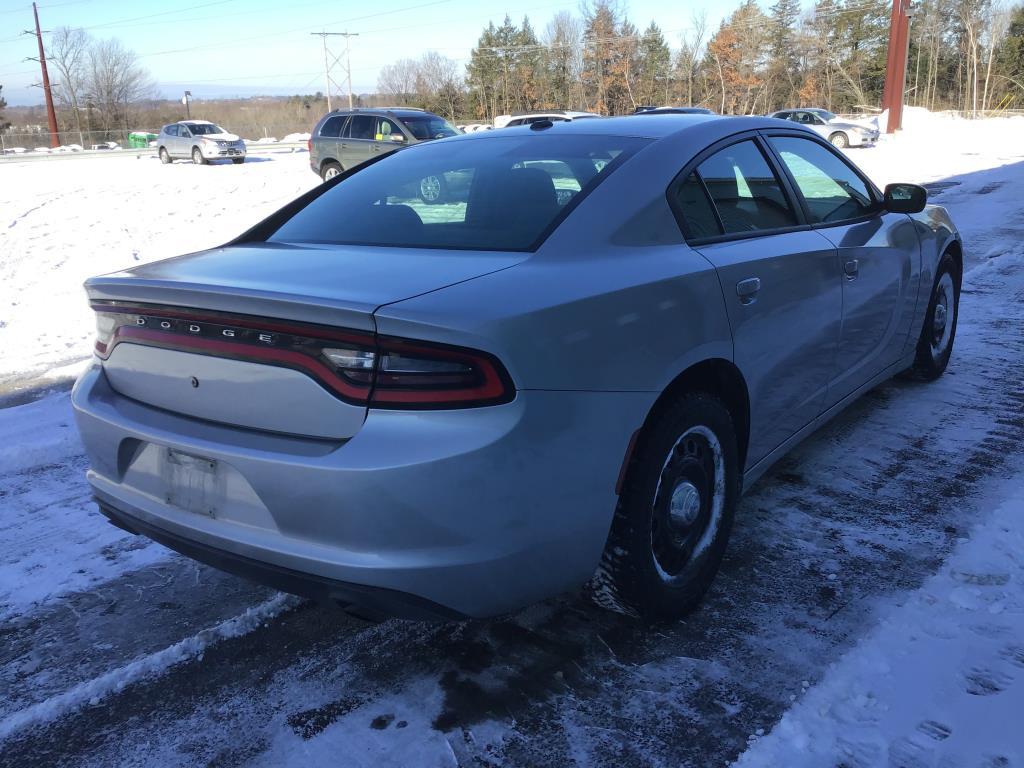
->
[677, 10, 708, 106]
[84, 37, 154, 134]
[377, 59, 419, 105]
[49, 26, 90, 144]
[415, 51, 463, 120]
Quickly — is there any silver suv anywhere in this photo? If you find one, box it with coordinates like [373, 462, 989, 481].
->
[157, 121, 246, 165]
[308, 107, 458, 184]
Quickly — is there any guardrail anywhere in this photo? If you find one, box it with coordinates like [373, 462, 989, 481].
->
[0, 142, 308, 163]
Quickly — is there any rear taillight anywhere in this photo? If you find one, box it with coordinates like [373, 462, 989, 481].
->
[91, 303, 513, 409]
[307, 137, 312, 153]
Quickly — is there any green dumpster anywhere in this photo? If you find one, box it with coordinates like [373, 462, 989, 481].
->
[128, 131, 157, 148]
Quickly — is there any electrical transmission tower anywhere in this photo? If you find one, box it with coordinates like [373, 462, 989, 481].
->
[310, 31, 359, 111]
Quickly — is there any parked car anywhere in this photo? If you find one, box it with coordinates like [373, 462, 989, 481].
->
[157, 121, 246, 165]
[768, 108, 879, 148]
[74, 115, 961, 622]
[634, 106, 715, 115]
[494, 110, 601, 128]
[308, 107, 459, 184]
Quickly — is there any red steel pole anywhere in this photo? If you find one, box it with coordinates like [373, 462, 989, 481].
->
[881, 0, 911, 134]
[32, 2, 60, 148]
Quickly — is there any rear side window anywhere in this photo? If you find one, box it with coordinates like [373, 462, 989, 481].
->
[267, 134, 648, 251]
[769, 136, 876, 224]
[673, 173, 720, 239]
[346, 115, 375, 140]
[695, 140, 797, 235]
[319, 115, 347, 138]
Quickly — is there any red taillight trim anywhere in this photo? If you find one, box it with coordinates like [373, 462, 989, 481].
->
[90, 303, 515, 409]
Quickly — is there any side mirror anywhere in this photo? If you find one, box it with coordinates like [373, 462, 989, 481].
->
[884, 183, 927, 214]
[390, 133, 406, 143]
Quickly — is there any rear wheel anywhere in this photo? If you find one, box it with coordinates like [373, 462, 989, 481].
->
[590, 393, 740, 621]
[829, 132, 849, 148]
[192, 147, 207, 165]
[321, 161, 343, 182]
[159, 147, 171, 164]
[905, 252, 960, 380]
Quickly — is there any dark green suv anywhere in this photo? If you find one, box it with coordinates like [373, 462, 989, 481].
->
[309, 107, 459, 187]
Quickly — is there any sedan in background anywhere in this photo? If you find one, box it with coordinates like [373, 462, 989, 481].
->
[769, 108, 879, 148]
[74, 115, 960, 622]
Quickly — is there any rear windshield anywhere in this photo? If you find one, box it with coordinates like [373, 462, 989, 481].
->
[398, 115, 459, 140]
[267, 134, 648, 251]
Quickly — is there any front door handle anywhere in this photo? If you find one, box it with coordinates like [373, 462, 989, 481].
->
[844, 259, 859, 280]
[736, 277, 761, 305]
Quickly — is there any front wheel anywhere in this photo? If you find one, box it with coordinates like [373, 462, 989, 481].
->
[829, 132, 849, 149]
[589, 393, 740, 621]
[905, 252, 960, 380]
[192, 147, 207, 165]
[232, 157, 245, 165]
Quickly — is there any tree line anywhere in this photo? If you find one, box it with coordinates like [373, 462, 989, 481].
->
[379, 0, 1024, 120]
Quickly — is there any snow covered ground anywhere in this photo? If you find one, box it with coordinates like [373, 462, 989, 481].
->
[0, 149, 318, 388]
[2, 111, 1024, 766]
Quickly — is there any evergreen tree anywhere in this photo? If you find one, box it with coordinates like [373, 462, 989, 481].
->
[0, 84, 9, 131]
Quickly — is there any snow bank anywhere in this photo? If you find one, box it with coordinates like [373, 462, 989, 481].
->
[735, 482, 1024, 767]
[280, 132, 310, 143]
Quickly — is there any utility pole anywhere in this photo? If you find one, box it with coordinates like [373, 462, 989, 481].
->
[24, 2, 59, 148]
[881, 0, 913, 134]
[310, 31, 359, 112]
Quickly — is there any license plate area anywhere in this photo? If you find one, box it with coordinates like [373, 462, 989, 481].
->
[162, 448, 221, 517]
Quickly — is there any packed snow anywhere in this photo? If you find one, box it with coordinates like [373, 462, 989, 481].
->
[1, 109, 1024, 765]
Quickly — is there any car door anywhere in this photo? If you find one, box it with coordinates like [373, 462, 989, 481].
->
[765, 133, 920, 404]
[342, 115, 375, 169]
[369, 116, 405, 162]
[177, 124, 192, 157]
[671, 136, 843, 469]
[317, 114, 348, 165]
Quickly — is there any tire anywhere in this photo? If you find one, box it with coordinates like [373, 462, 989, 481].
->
[192, 147, 207, 165]
[589, 392, 740, 621]
[829, 132, 849, 149]
[232, 157, 245, 165]
[321, 161, 343, 182]
[159, 147, 171, 165]
[905, 252, 960, 381]
[418, 174, 448, 204]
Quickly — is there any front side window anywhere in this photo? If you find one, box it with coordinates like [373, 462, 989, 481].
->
[374, 117, 402, 142]
[165, 125, 178, 137]
[267, 134, 647, 251]
[319, 115, 347, 138]
[694, 140, 797, 235]
[769, 136, 876, 224]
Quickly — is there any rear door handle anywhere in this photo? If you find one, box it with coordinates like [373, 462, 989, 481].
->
[736, 277, 761, 305]
[844, 259, 859, 280]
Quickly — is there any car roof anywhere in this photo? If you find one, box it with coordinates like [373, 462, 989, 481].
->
[327, 107, 436, 118]
[444, 114, 790, 141]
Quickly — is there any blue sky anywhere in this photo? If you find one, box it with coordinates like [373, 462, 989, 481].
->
[0, 0, 743, 106]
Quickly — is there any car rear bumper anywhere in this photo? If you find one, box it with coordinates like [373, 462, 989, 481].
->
[72, 362, 651, 618]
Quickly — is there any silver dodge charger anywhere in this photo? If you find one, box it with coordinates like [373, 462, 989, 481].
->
[73, 115, 961, 621]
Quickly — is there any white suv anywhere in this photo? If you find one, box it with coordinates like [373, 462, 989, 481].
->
[157, 121, 247, 165]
